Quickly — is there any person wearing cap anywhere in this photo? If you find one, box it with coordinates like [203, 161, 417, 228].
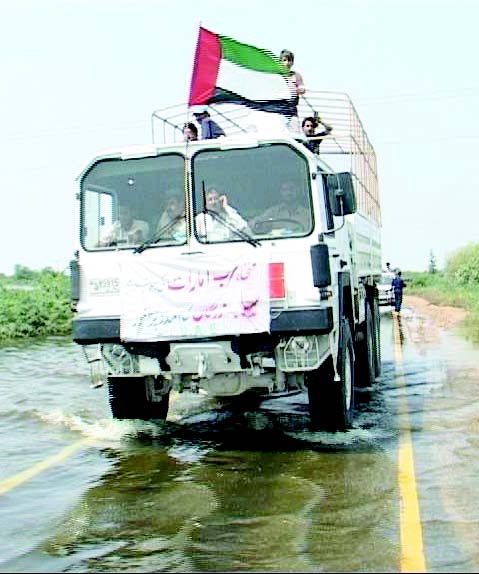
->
[193, 107, 225, 139]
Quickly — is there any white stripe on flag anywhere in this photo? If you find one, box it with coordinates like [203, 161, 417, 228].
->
[217, 58, 290, 102]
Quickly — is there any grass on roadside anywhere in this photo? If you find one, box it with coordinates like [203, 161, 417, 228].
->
[0, 266, 72, 343]
[405, 270, 479, 344]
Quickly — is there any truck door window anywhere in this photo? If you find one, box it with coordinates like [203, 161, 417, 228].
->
[80, 154, 184, 250]
[320, 172, 334, 230]
[82, 190, 113, 247]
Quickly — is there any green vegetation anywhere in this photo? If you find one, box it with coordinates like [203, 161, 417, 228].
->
[2, 243, 479, 345]
[406, 242, 479, 343]
[0, 265, 72, 343]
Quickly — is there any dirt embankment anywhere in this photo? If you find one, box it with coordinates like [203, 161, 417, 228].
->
[404, 295, 467, 330]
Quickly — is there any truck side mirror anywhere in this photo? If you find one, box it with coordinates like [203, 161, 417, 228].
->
[326, 172, 357, 216]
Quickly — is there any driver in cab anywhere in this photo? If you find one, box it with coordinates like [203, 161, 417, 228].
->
[252, 181, 311, 233]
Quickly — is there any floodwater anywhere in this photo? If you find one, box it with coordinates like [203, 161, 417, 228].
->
[1, 307, 479, 572]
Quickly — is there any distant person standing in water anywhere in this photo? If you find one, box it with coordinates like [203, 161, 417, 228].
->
[392, 270, 406, 313]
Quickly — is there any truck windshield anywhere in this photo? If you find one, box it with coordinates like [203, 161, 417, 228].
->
[81, 154, 185, 250]
[192, 144, 313, 243]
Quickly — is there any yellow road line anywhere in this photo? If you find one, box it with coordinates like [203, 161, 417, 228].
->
[0, 438, 95, 496]
[393, 313, 427, 572]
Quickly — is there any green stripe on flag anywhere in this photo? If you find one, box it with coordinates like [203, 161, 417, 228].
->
[220, 35, 287, 76]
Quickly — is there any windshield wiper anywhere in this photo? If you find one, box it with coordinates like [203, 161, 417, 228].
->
[134, 215, 185, 254]
[201, 208, 261, 247]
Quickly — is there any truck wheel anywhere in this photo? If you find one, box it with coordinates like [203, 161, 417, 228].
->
[355, 300, 376, 387]
[372, 296, 382, 377]
[306, 318, 355, 431]
[108, 376, 170, 421]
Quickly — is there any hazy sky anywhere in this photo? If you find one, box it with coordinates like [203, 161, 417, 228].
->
[1, 0, 478, 274]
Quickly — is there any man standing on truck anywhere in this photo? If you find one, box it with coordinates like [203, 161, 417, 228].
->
[279, 49, 305, 132]
[392, 270, 406, 313]
[301, 116, 333, 154]
[192, 107, 225, 139]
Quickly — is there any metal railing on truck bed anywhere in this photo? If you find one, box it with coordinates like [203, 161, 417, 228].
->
[151, 90, 380, 225]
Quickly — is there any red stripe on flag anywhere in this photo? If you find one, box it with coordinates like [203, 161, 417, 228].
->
[188, 27, 221, 105]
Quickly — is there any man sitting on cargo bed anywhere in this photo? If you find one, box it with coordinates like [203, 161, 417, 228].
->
[183, 122, 198, 142]
[252, 181, 311, 233]
[193, 107, 225, 139]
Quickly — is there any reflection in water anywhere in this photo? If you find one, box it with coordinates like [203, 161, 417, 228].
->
[36, 433, 400, 573]
[1, 337, 401, 573]
[396, 313, 405, 345]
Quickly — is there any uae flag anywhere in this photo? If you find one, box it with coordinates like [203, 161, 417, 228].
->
[188, 27, 295, 115]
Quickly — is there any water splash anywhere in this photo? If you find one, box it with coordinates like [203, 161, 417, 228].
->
[35, 409, 167, 442]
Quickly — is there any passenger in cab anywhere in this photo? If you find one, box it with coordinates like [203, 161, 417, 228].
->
[195, 186, 248, 241]
[156, 191, 186, 240]
[99, 204, 149, 246]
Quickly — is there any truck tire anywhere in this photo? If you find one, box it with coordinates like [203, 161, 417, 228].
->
[108, 376, 170, 421]
[372, 296, 382, 377]
[306, 318, 355, 431]
[355, 300, 376, 387]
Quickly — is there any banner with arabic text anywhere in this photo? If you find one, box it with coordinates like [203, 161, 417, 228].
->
[120, 255, 270, 342]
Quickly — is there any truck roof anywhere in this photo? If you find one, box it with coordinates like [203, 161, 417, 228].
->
[75, 130, 319, 179]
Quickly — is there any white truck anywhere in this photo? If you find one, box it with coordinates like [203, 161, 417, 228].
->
[71, 91, 382, 431]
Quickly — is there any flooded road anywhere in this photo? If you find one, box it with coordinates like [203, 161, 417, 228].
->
[1, 305, 479, 572]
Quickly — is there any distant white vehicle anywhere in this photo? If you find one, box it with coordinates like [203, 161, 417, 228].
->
[378, 272, 395, 306]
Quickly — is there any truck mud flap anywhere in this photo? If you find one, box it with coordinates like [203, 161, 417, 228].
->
[270, 308, 333, 333]
[73, 318, 120, 343]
